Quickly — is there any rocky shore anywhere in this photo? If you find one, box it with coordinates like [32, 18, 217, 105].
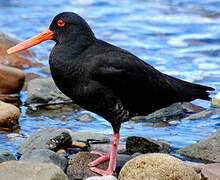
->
[0, 32, 220, 180]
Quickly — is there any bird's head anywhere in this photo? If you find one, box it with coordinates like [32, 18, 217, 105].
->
[7, 12, 95, 54]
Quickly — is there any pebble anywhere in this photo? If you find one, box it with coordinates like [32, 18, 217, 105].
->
[211, 92, 220, 108]
[187, 110, 213, 120]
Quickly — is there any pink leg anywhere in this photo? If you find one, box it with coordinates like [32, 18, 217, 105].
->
[88, 132, 120, 176]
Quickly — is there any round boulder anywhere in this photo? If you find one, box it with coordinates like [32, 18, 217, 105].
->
[0, 100, 20, 126]
[119, 153, 200, 180]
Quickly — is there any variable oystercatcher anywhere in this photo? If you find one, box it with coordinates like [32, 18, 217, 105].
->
[7, 12, 214, 175]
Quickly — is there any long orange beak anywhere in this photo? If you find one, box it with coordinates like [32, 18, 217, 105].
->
[7, 28, 54, 54]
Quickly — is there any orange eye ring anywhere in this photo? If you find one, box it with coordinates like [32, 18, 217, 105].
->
[57, 19, 65, 27]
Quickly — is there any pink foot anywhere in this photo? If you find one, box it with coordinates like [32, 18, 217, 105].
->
[88, 132, 120, 176]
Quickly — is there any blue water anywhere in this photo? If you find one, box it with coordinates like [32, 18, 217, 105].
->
[0, 0, 220, 156]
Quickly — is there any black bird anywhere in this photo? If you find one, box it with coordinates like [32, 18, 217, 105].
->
[7, 12, 214, 175]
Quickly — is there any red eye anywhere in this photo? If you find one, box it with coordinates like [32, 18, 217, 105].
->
[57, 19, 65, 27]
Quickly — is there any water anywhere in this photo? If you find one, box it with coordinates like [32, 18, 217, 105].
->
[0, 0, 220, 156]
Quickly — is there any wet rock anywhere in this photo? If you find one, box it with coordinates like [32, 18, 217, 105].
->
[0, 100, 20, 127]
[176, 128, 220, 162]
[126, 136, 170, 155]
[132, 103, 184, 122]
[18, 128, 72, 155]
[201, 163, 220, 180]
[0, 160, 68, 180]
[182, 102, 206, 113]
[75, 113, 96, 122]
[22, 72, 42, 91]
[117, 153, 141, 168]
[70, 130, 109, 143]
[119, 153, 200, 180]
[0, 64, 25, 94]
[0, 150, 16, 163]
[90, 143, 126, 154]
[211, 92, 220, 108]
[67, 152, 109, 179]
[0, 32, 40, 69]
[26, 77, 72, 106]
[187, 110, 213, 120]
[20, 149, 68, 171]
[85, 175, 117, 180]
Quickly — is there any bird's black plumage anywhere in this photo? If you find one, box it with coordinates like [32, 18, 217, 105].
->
[49, 12, 214, 132]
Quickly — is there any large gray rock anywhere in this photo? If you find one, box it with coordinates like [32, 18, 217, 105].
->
[18, 128, 72, 155]
[20, 149, 67, 171]
[26, 77, 72, 106]
[177, 128, 220, 162]
[0, 160, 68, 180]
[126, 136, 170, 155]
[201, 163, 220, 180]
[187, 110, 213, 120]
[0, 150, 16, 163]
[132, 103, 184, 122]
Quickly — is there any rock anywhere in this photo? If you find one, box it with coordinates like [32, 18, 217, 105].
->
[75, 113, 96, 122]
[119, 153, 200, 180]
[0, 160, 68, 180]
[0, 31, 41, 69]
[211, 92, 220, 108]
[85, 175, 117, 180]
[117, 153, 141, 168]
[20, 149, 68, 171]
[26, 77, 72, 106]
[184, 161, 205, 173]
[187, 110, 213, 120]
[70, 130, 109, 143]
[71, 141, 87, 148]
[201, 163, 220, 180]
[67, 152, 109, 179]
[90, 143, 126, 154]
[0, 64, 25, 94]
[176, 128, 220, 162]
[18, 128, 72, 155]
[126, 136, 170, 155]
[0, 100, 20, 127]
[132, 103, 184, 122]
[22, 72, 42, 91]
[0, 150, 16, 163]
[182, 102, 206, 113]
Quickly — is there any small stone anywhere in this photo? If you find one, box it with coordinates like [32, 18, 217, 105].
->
[20, 149, 68, 171]
[0, 150, 16, 163]
[56, 149, 66, 154]
[18, 128, 72, 155]
[75, 113, 96, 122]
[126, 136, 170, 155]
[201, 163, 220, 180]
[187, 110, 213, 120]
[72, 141, 87, 148]
[211, 92, 220, 108]
[0, 160, 68, 180]
[0, 64, 25, 94]
[119, 153, 200, 180]
[0, 100, 20, 127]
[67, 152, 109, 179]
